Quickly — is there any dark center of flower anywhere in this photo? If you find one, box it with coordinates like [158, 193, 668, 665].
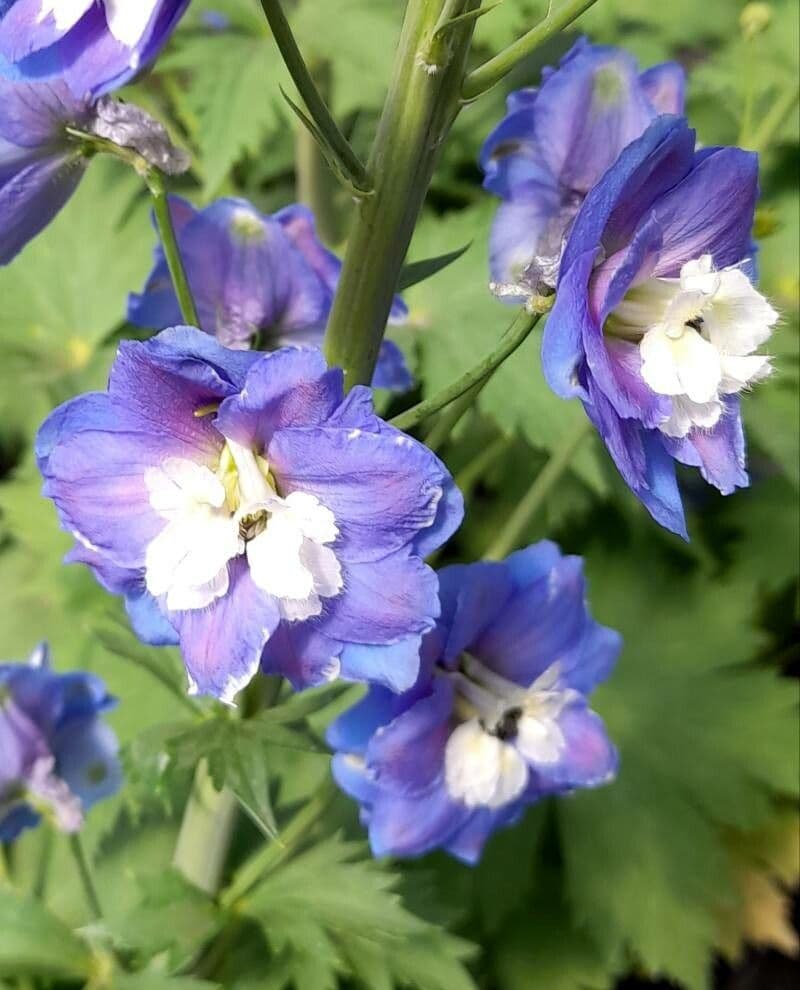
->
[685, 317, 704, 332]
[490, 706, 524, 741]
[86, 762, 109, 785]
[239, 509, 269, 542]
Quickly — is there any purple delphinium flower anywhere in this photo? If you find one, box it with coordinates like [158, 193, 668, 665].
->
[0, 1, 189, 97]
[480, 37, 685, 300]
[128, 197, 413, 392]
[542, 115, 778, 537]
[0, 643, 121, 842]
[328, 542, 620, 863]
[37, 329, 463, 703]
[0, 76, 91, 264]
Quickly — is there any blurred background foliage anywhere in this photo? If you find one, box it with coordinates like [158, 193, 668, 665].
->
[0, 2, 797, 989]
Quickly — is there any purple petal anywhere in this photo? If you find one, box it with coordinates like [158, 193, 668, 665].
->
[436, 561, 515, 666]
[639, 62, 686, 114]
[371, 339, 413, 393]
[168, 558, 280, 703]
[533, 703, 618, 790]
[337, 637, 424, 694]
[368, 780, 469, 859]
[664, 398, 748, 495]
[259, 623, 343, 690]
[327, 686, 407, 755]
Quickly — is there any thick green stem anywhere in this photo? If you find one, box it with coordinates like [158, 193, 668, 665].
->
[258, 0, 368, 191]
[68, 834, 104, 922]
[148, 175, 200, 326]
[324, 0, 480, 388]
[391, 310, 542, 433]
[173, 761, 239, 896]
[462, 0, 599, 99]
[484, 420, 591, 560]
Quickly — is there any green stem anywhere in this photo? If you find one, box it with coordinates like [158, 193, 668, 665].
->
[462, 0, 599, 99]
[68, 834, 103, 922]
[173, 761, 239, 896]
[423, 379, 485, 452]
[148, 174, 200, 326]
[484, 420, 591, 561]
[391, 311, 541, 433]
[295, 61, 342, 245]
[0, 843, 9, 885]
[258, 0, 368, 191]
[220, 777, 337, 909]
[324, 0, 480, 389]
[32, 827, 53, 901]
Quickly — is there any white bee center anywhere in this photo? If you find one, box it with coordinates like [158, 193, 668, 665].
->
[606, 255, 777, 438]
[443, 657, 577, 810]
[39, 1, 160, 47]
[144, 437, 341, 617]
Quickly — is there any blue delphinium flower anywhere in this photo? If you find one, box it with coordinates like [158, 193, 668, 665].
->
[37, 329, 463, 703]
[0, 643, 121, 842]
[0, 76, 92, 264]
[128, 197, 413, 392]
[0, 0, 189, 97]
[328, 543, 620, 863]
[542, 116, 778, 537]
[480, 37, 685, 300]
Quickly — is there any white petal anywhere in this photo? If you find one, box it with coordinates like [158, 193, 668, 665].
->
[704, 269, 779, 355]
[38, 1, 92, 32]
[663, 288, 710, 330]
[165, 565, 230, 612]
[145, 459, 226, 518]
[279, 592, 322, 622]
[300, 540, 343, 599]
[661, 396, 722, 438]
[444, 721, 527, 809]
[640, 324, 721, 403]
[145, 512, 240, 600]
[610, 275, 679, 331]
[283, 491, 339, 544]
[515, 714, 565, 766]
[719, 354, 773, 393]
[679, 254, 719, 294]
[103, 0, 160, 46]
[226, 439, 276, 506]
[247, 518, 314, 601]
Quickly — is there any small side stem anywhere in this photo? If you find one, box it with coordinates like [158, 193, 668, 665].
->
[220, 776, 337, 909]
[148, 174, 199, 326]
[32, 827, 53, 900]
[258, 0, 368, 190]
[748, 83, 800, 153]
[68, 834, 103, 922]
[173, 761, 239, 896]
[391, 311, 541, 433]
[462, 0, 599, 99]
[295, 61, 341, 245]
[484, 420, 591, 561]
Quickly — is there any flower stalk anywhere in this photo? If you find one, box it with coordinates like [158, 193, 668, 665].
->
[68, 833, 104, 922]
[147, 172, 200, 327]
[324, 0, 481, 389]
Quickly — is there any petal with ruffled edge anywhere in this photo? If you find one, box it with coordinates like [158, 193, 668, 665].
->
[259, 622, 342, 690]
[168, 558, 280, 703]
[364, 677, 453, 795]
[663, 397, 748, 495]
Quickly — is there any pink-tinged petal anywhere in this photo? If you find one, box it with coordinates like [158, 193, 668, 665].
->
[639, 62, 686, 115]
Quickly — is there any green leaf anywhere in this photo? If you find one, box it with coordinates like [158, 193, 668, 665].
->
[243, 837, 477, 990]
[111, 973, 221, 990]
[0, 886, 92, 979]
[398, 242, 474, 291]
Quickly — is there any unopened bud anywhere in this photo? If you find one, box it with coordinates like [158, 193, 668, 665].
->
[740, 3, 772, 40]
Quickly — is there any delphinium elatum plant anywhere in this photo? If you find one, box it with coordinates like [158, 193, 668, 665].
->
[0, 2, 797, 989]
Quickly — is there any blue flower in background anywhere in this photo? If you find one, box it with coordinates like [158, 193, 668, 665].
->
[480, 37, 685, 300]
[0, 76, 91, 264]
[37, 330, 462, 703]
[0, 644, 121, 842]
[328, 543, 620, 863]
[128, 197, 413, 393]
[542, 116, 778, 537]
[0, 0, 189, 97]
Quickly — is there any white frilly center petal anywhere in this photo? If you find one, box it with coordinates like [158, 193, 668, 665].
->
[607, 254, 778, 438]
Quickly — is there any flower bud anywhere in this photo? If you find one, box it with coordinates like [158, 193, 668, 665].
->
[740, 3, 772, 40]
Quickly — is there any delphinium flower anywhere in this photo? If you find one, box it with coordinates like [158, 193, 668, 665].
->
[0, 1, 189, 97]
[37, 329, 463, 703]
[0, 643, 121, 842]
[542, 115, 779, 537]
[0, 74, 188, 265]
[328, 542, 620, 862]
[480, 37, 685, 301]
[128, 197, 413, 392]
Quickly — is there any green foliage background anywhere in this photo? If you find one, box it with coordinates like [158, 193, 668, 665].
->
[0, 2, 797, 989]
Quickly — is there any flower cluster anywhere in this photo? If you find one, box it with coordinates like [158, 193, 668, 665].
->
[0, 644, 121, 841]
[329, 544, 619, 861]
[38, 331, 462, 703]
[128, 197, 413, 391]
[482, 37, 778, 536]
